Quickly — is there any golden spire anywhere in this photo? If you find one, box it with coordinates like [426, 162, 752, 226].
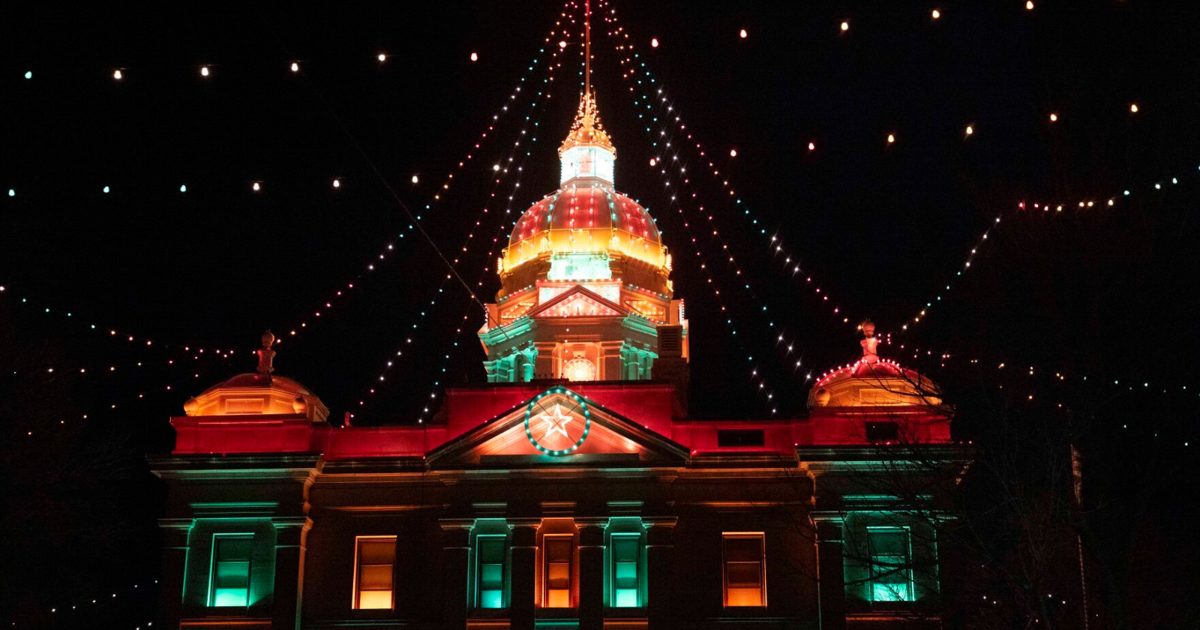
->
[559, 92, 616, 157]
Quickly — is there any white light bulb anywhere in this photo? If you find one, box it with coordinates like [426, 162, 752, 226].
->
[932, 9, 941, 19]
[332, 179, 341, 188]
[470, 52, 479, 62]
[290, 62, 299, 72]
[841, 21, 849, 32]
[377, 53, 386, 62]
[651, 38, 660, 48]
[113, 69, 123, 80]
[200, 66, 209, 77]
[411, 175, 419, 184]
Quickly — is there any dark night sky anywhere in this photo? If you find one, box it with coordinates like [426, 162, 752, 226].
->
[3, 2, 1200, 624]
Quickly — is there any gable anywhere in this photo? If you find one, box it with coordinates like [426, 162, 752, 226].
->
[528, 285, 629, 319]
[427, 386, 689, 468]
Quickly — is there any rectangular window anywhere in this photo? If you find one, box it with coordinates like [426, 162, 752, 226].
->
[723, 533, 765, 607]
[544, 535, 573, 608]
[210, 534, 253, 607]
[354, 537, 396, 610]
[476, 535, 506, 609]
[610, 534, 641, 607]
[868, 528, 913, 602]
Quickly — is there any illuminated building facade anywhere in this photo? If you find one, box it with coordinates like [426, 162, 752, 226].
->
[151, 97, 967, 630]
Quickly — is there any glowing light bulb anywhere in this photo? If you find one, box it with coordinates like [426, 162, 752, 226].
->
[649, 158, 657, 166]
[200, 66, 209, 77]
[965, 125, 974, 136]
[739, 29, 748, 38]
[252, 182, 261, 191]
[887, 134, 896, 144]
[1130, 103, 1138, 113]
[112, 69, 123, 80]
[103, 186, 110, 193]
[840, 21, 849, 32]
[808, 142, 816, 151]
[332, 179, 341, 188]
[729, 148, 738, 157]
[24, 71, 32, 79]
[1026, 0, 1034, 9]
[470, 52, 479, 62]
[377, 53, 386, 62]
[411, 175, 419, 184]
[932, 9, 941, 19]
[7, 189, 14, 197]
[493, 164, 501, 171]
[290, 62, 299, 72]
[651, 38, 660, 48]
[559, 41, 568, 49]
[179, 184, 187, 193]
[1049, 113, 1058, 122]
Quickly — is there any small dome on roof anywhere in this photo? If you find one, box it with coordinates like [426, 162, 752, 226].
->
[182, 335, 329, 423]
[808, 322, 942, 409]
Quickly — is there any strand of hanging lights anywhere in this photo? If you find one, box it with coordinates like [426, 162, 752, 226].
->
[349, 9, 574, 422]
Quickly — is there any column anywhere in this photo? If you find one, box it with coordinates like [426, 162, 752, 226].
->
[646, 523, 676, 629]
[816, 520, 847, 630]
[157, 519, 191, 628]
[272, 518, 306, 629]
[578, 521, 606, 630]
[534, 342, 558, 379]
[510, 524, 539, 627]
[441, 524, 471, 629]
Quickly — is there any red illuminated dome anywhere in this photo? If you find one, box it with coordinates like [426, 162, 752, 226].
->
[504, 186, 665, 271]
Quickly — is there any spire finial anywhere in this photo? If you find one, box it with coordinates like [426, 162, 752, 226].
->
[585, 0, 592, 98]
[257, 330, 276, 374]
[859, 320, 879, 364]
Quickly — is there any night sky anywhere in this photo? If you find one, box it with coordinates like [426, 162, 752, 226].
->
[3, 1, 1200, 626]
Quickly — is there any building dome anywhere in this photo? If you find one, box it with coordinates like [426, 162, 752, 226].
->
[502, 186, 666, 273]
[808, 322, 942, 409]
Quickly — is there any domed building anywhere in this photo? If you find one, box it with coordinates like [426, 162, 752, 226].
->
[480, 93, 687, 385]
[151, 61, 967, 630]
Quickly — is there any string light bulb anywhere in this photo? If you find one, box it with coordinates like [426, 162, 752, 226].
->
[887, 133, 896, 144]
[332, 179, 341, 188]
[1049, 113, 1058, 122]
[840, 21, 849, 32]
[808, 142, 816, 151]
[651, 37, 660, 48]
[965, 125, 974, 136]
[1130, 103, 1139, 113]
[559, 41, 568, 49]
[739, 29, 748, 39]
[112, 69, 123, 80]
[932, 9, 941, 19]
[377, 53, 386, 62]
[729, 148, 738, 158]
[411, 175, 419, 184]
[290, 62, 299, 72]
[200, 66, 209, 77]
[1026, 1, 1034, 9]
[470, 52, 479, 62]
[179, 184, 187, 193]
[252, 182, 261, 192]
[25, 71, 32, 79]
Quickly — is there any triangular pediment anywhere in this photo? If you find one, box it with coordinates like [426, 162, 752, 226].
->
[528, 285, 629, 319]
[427, 386, 689, 468]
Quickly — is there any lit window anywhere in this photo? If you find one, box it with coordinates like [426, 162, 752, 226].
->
[354, 537, 396, 610]
[210, 534, 253, 607]
[868, 528, 913, 602]
[476, 535, 507, 609]
[610, 533, 641, 607]
[723, 533, 765, 607]
[544, 535, 574, 608]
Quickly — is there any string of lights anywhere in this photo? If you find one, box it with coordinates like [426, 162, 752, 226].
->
[601, 2, 856, 342]
[601, 9, 816, 390]
[15, 577, 160, 630]
[896, 160, 1200, 334]
[399, 1, 612, 423]
[348, 7, 576, 421]
[273, 1, 578, 345]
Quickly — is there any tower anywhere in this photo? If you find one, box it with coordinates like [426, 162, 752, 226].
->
[478, 93, 688, 383]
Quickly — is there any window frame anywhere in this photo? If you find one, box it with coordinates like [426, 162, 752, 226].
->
[208, 533, 254, 608]
[608, 532, 643, 608]
[352, 535, 397, 611]
[866, 526, 914, 603]
[722, 532, 767, 608]
[474, 533, 508, 609]
[542, 533, 575, 608]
